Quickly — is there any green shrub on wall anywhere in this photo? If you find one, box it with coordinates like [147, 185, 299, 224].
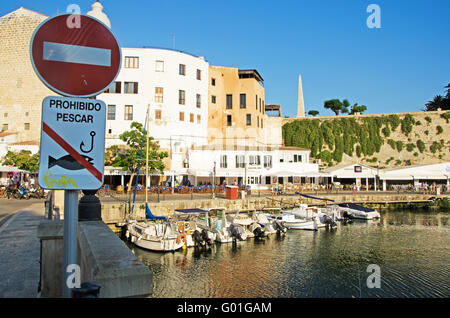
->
[416, 140, 426, 153]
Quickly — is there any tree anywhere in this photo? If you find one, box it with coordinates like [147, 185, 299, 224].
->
[424, 83, 450, 111]
[323, 99, 350, 116]
[308, 110, 319, 117]
[107, 122, 168, 194]
[2, 150, 40, 173]
[349, 103, 367, 115]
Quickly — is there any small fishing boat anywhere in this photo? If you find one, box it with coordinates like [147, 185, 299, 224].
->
[288, 204, 338, 229]
[227, 210, 265, 239]
[253, 212, 278, 235]
[336, 203, 380, 220]
[268, 212, 319, 231]
[126, 219, 186, 252]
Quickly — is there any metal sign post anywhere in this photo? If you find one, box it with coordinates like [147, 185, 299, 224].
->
[63, 189, 78, 298]
[30, 13, 121, 297]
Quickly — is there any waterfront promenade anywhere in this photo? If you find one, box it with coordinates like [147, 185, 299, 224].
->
[0, 200, 45, 298]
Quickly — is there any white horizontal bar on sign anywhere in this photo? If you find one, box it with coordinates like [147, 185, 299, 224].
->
[43, 41, 111, 67]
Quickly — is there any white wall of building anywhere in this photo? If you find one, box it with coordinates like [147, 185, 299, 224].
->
[98, 47, 210, 159]
[186, 147, 318, 186]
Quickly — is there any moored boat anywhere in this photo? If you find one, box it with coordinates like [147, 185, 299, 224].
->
[336, 203, 380, 220]
[126, 220, 186, 252]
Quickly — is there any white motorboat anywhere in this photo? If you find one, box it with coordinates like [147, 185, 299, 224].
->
[207, 208, 234, 243]
[336, 203, 380, 220]
[288, 204, 338, 228]
[227, 210, 266, 238]
[126, 220, 186, 252]
[253, 212, 278, 235]
[174, 208, 219, 247]
[268, 213, 319, 231]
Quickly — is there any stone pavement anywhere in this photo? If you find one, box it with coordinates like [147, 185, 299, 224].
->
[0, 202, 45, 298]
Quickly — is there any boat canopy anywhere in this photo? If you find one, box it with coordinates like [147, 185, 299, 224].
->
[298, 193, 335, 202]
[338, 202, 375, 212]
[145, 203, 166, 220]
[175, 208, 209, 214]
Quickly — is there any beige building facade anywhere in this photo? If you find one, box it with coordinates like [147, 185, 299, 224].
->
[208, 66, 271, 148]
[0, 8, 53, 145]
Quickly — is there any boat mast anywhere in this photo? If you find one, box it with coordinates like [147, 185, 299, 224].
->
[145, 104, 150, 205]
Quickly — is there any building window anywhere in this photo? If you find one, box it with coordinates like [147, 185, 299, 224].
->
[235, 155, 245, 168]
[257, 116, 259, 127]
[196, 69, 201, 80]
[179, 90, 185, 105]
[249, 155, 261, 166]
[246, 114, 251, 126]
[211, 78, 216, 86]
[179, 64, 186, 76]
[226, 94, 232, 109]
[24, 123, 30, 130]
[197, 114, 201, 124]
[105, 81, 121, 93]
[155, 60, 164, 72]
[264, 155, 272, 168]
[124, 105, 133, 120]
[2, 124, 8, 131]
[3, 113, 7, 118]
[155, 109, 162, 120]
[256, 95, 258, 109]
[220, 155, 227, 168]
[240, 94, 246, 108]
[211, 95, 216, 104]
[196, 94, 201, 108]
[124, 82, 138, 94]
[124, 56, 139, 69]
[279, 154, 284, 163]
[227, 115, 232, 127]
[108, 129, 112, 134]
[190, 113, 194, 123]
[155, 87, 163, 103]
[262, 100, 265, 113]
[261, 118, 263, 128]
[107, 105, 116, 120]
[179, 112, 185, 122]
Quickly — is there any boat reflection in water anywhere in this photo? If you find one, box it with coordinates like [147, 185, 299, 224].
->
[124, 210, 449, 298]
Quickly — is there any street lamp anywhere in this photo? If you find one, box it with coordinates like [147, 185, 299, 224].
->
[377, 161, 380, 191]
[212, 161, 216, 199]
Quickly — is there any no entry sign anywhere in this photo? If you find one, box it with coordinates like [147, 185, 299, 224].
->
[38, 96, 106, 190]
[30, 14, 121, 97]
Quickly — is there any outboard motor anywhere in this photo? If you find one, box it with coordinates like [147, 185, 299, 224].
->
[273, 220, 287, 235]
[323, 215, 337, 229]
[342, 211, 352, 224]
[193, 230, 204, 247]
[201, 229, 212, 246]
[253, 226, 265, 239]
[229, 224, 243, 241]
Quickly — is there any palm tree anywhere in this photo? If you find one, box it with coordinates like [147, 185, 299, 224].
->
[425, 95, 445, 111]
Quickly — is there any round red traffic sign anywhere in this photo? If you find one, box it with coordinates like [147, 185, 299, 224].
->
[30, 14, 121, 97]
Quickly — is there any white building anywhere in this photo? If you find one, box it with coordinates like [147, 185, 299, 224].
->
[98, 47, 210, 169]
[324, 163, 380, 190]
[185, 145, 320, 188]
[379, 162, 450, 191]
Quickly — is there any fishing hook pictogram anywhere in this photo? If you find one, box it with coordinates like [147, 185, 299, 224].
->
[80, 131, 96, 153]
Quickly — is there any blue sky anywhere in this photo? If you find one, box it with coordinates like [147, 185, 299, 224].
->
[2, 0, 449, 117]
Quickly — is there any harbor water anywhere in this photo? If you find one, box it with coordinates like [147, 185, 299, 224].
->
[122, 210, 449, 298]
